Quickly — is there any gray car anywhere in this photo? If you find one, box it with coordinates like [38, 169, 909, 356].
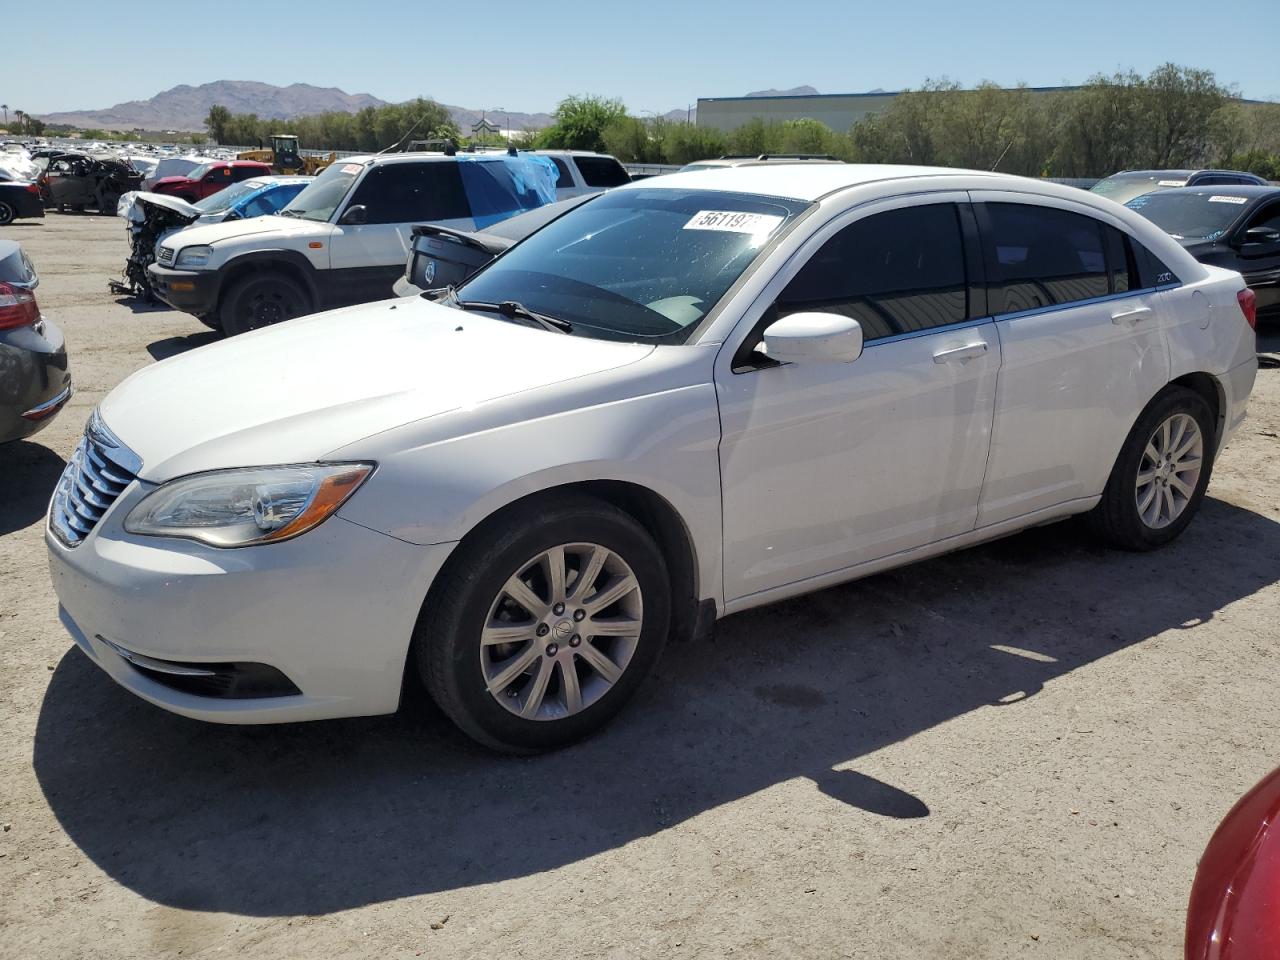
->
[0, 240, 71, 443]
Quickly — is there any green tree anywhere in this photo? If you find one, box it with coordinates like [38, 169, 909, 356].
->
[205, 104, 231, 144]
[537, 95, 627, 152]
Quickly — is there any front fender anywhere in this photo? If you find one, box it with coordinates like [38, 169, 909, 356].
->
[333, 375, 724, 607]
[215, 248, 325, 305]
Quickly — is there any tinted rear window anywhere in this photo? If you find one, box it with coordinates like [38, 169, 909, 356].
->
[980, 203, 1110, 311]
[573, 156, 631, 188]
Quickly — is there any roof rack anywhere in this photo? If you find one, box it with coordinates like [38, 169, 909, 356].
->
[715, 154, 841, 161]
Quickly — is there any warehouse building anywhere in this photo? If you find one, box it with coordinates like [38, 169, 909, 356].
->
[696, 87, 1081, 133]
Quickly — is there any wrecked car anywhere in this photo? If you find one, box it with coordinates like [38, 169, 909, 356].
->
[109, 178, 315, 301]
[39, 153, 142, 214]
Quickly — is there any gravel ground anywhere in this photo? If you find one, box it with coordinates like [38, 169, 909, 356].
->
[1, 213, 1278, 960]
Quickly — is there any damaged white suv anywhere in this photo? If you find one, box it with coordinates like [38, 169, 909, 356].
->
[147, 152, 559, 335]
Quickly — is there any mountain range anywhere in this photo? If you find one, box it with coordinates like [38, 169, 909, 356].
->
[34, 80, 824, 133]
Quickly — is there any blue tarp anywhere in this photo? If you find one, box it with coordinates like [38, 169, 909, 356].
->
[458, 153, 559, 229]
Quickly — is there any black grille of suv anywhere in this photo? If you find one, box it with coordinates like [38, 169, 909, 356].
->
[49, 414, 140, 547]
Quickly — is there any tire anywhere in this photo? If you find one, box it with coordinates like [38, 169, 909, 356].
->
[418, 495, 672, 753]
[0, 201, 14, 226]
[1088, 386, 1215, 551]
[219, 273, 311, 336]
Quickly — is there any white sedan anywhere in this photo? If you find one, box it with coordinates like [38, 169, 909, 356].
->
[46, 165, 1259, 752]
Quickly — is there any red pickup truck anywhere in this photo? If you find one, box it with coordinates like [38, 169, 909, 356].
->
[149, 160, 273, 202]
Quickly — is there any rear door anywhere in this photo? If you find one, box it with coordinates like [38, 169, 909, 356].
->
[971, 193, 1170, 527]
[327, 160, 475, 306]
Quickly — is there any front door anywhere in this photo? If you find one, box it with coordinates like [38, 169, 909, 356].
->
[716, 197, 999, 604]
[328, 161, 475, 307]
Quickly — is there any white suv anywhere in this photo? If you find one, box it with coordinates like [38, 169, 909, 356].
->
[147, 152, 559, 335]
[49, 164, 1258, 752]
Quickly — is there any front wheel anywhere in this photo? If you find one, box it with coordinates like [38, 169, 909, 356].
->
[1088, 386, 1215, 550]
[219, 273, 310, 336]
[418, 496, 671, 752]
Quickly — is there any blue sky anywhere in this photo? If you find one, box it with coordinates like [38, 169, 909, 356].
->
[7, 0, 1277, 117]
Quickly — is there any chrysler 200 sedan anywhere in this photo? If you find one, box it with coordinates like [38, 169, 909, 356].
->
[46, 165, 1258, 752]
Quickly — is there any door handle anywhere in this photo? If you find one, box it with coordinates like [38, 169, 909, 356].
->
[933, 342, 989, 364]
[1111, 306, 1153, 325]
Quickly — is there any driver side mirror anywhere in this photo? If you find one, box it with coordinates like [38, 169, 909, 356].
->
[1237, 226, 1280, 255]
[761, 311, 864, 364]
[339, 204, 368, 226]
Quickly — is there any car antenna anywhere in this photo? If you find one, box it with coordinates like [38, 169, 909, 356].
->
[990, 140, 1014, 172]
[378, 114, 440, 156]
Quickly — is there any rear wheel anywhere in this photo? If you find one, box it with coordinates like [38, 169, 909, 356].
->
[0, 202, 15, 225]
[1088, 386, 1215, 550]
[219, 273, 310, 336]
[418, 496, 671, 753]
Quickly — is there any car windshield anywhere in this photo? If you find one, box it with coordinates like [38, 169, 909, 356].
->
[1091, 171, 1191, 206]
[184, 162, 215, 181]
[457, 187, 810, 343]
[1125, 190, 1249, 241]
[194, 179, 260, 213]
[279, 162, 363, 222]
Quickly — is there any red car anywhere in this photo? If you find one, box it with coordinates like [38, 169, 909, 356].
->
[149, 160, 272, 202]
[1186, 767, 1280, 959]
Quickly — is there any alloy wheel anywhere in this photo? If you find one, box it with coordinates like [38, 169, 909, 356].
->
[480, 542, 643, 721]
[1135, 413, 1203, 529]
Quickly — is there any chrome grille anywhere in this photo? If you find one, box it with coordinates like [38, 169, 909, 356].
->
[50, 413, 141, 547]
[156, 245, 175, 267]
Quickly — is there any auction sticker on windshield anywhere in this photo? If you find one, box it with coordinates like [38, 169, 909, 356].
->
[341, 164, 363, 175]
[1208, 195, 1248, 204]
[684, 211, 784, 234]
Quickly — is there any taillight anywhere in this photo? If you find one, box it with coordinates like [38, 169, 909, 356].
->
[0, 281, 40, 330]
[1237, 288, 1257, 331]
[25, 182, 39, 196]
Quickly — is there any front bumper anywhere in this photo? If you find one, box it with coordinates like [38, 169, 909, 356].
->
[147, 263, 219, 316]
[46, 482, 456, 723]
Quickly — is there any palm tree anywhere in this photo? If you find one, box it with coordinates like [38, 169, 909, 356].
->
[13, 110, 24, 135]
[1, 105, 8, 129]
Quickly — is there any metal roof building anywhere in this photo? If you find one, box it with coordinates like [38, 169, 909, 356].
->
[696, 87, 1082, 133]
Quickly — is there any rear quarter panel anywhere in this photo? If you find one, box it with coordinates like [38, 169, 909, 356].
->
[1159, 264, 1257, 445]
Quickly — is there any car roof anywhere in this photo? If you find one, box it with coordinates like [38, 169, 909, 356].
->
[623, 163, 1024, 202]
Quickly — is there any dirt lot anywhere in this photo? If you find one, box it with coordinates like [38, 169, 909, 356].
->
[1, 213, 1278, 960]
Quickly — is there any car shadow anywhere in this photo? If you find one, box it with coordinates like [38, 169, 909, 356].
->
[111, 297, 171, 315]
[32, 498, 1280, 916]
[0, 440, 66, 535]
[146, 330, 220, 361]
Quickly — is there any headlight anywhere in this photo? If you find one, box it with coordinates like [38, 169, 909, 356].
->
[124, 463, 374, 548]
[175, 245, 213, 268]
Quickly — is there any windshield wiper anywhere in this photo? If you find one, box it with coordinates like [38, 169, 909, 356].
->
[278, 208, 303, 218]
[447, 292, 572, 334]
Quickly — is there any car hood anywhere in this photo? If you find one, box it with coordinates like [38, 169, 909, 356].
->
[150, 176, 192, 187]
[99, 297, 654, 481]
[165, 215, 325, 248]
